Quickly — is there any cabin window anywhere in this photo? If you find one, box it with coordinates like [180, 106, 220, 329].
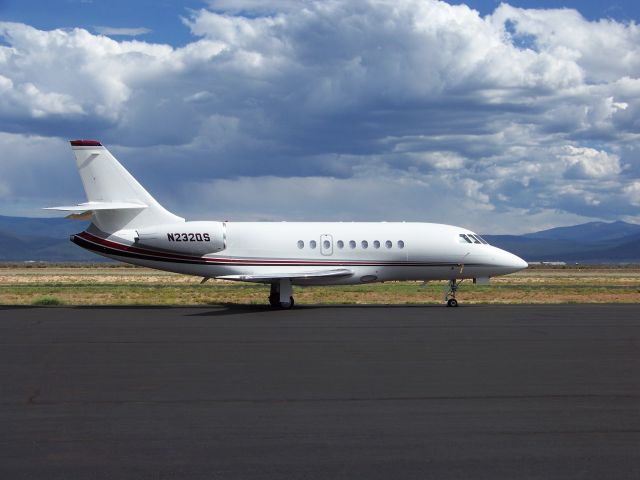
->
[349, 240, 356, 249]
[385, 240, 392, 249]
[337, 240, 344, 249]
[310, 240, 317, 249]
[323, 240, 331, 249]
[361, 240, 369, 249]
[397, 240, 405, 249]
[297, 240, 304, 249]
[373, 240, 380, 249]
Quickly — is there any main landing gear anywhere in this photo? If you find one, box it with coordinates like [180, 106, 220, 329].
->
[269, 279, 294, 309]
[444, 279, 461, 307]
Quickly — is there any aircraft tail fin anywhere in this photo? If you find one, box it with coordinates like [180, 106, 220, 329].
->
[46, 140, 184, 232]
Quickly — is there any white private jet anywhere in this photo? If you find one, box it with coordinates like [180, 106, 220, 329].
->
[47, 140, 527, 308]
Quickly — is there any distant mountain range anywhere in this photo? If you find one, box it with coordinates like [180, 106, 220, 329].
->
[0, 215, 639, 263]
[484, 220, 640, 263]
[0, 215, 94, 262]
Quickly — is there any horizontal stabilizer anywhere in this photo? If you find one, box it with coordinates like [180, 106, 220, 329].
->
[218, 268, 353, 282]
[44, 201, 148, 212]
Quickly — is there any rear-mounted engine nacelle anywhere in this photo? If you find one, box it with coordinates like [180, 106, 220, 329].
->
[135, 221, 226, 255]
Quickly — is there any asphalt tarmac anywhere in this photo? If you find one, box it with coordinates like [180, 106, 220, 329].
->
[1, 304, 639, 479]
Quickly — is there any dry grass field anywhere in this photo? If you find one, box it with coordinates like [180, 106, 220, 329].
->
[1, 264, 639, 306]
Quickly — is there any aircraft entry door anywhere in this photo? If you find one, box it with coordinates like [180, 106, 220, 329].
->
[320, 234, 333, 256]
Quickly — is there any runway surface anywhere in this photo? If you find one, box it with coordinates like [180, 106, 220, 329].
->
[1, 304, 639, 479]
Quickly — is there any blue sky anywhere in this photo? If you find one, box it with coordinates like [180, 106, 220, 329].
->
[0, 0, 639, 233]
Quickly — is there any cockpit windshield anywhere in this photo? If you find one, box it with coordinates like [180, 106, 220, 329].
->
[459, 234, 472, 243]
[459, 233, 489, 245]
[474, 234, 489, 244]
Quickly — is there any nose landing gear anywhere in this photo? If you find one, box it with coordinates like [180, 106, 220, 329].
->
[444, 279, 461, 307]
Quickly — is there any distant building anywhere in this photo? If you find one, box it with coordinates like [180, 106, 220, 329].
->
[528, 261, 567, 266]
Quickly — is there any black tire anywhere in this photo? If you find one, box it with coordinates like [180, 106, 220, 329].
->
[447, 298, 458, 307]
[279, 297, 294, 309]
[268, 293, 279, 308]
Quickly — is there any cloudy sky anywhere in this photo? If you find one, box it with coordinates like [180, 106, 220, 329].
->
[0, 0, 639, 233]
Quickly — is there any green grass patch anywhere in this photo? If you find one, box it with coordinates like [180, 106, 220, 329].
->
[31, 296, 65, 306]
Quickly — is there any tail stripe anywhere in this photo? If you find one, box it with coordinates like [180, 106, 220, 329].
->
[70, 140, 102, 147]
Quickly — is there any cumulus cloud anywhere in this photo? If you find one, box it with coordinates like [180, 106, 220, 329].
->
[560, 146, 622, 179]
[0, 0, 639, 231]
[490, 4, 640, 83]
[0, 75, 85, 118]
[624, 181, 640, 206]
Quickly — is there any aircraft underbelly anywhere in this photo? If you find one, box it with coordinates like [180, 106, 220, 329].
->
[97, 248, 471, 281]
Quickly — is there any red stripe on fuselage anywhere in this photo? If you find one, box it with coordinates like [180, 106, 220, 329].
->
[75, 231, 463, 267]
[76, 231, 396, 266]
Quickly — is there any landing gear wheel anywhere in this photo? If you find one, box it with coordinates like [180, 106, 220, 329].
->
[269, 280, 294, 309]
[269, 283, 280, 308]
[269, 293, 279, 308]
[444, 279, 461, 307]
[279, 297, 294, 309]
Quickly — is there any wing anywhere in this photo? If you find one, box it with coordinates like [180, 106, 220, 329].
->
[217, 268, 353, 282]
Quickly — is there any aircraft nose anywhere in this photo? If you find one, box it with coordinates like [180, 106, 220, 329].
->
[500, 250, 528, 271]
[472, 247, 528, 276]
